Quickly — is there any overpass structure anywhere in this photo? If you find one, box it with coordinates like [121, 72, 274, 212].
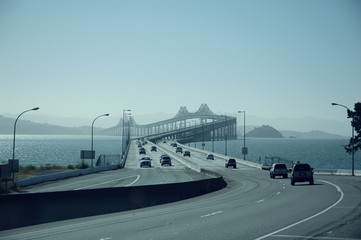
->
[105, 104, 237, 144]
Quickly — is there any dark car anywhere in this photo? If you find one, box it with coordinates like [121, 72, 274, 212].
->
[291, 162, 314, 185]
[159, 154, 169, 163]
[183, 150, 191, 157]
[139, 148, 146, 155]
[151, 146, 157, 152]
[176, 147, 183, 153]
[206, 154, 214, 160]
[270, 163, 288, 178]
[160, 155, 172, 166]
[225, 158, 237, 168]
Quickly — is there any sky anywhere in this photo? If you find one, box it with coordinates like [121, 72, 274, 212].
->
[0, 0, 360, 135]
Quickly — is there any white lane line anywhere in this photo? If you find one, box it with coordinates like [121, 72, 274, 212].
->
[271, 234, 351, 239]
[255, 180, 344, 240]
[201, 211, 223, 218]
[256, 199, 265, 203]
[125, 175, 140, 186]
[75, 175, 140, 190]
[31, 169, 138, 192]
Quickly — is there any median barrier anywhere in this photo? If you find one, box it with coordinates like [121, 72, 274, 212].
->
[0, 176, 227, 230]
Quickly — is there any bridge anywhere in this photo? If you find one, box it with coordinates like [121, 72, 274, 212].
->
[103, 104, 237, 144]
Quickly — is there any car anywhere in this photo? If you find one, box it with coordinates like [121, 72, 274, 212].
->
[176, 146, 183, 153]
[225, 158, 237, 168]
[159, 154, 169, 162]
[139, 157, 152, 167]
[139, 156, 152, 161]
[139, 148, 146, 155]
[151, 146, 157, 151]
[291, 162, 314, 185]
[206, 154, 214, 160]
[270, 163, 288, 178]
[160, 156, 172, 166]
[183, 150, 191, 157]
[171, 143, 177, 147]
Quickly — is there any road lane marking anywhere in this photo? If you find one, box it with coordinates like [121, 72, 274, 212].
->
[75, 175, 140, 190]
[125, 175, 140, 186]
[256, 199, 265, 203]
[271, 234, 350, 239]
[255, 180, 344, 240]
[201, 211, 223, 218]
[30, 169, 138, 192]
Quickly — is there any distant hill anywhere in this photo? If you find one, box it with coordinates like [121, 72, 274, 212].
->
[0, 115, 94, 135]
[280, 130, 345, 139]
[246, 125, 283, 138]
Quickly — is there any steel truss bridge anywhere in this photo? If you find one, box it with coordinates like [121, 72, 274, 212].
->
[105, 104, 237, 144]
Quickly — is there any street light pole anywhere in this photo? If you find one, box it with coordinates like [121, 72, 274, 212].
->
[224, 115, 228, 156]
[332, 102, 355, 176]
[238, 111, 247, 160]
[12, 107, 39, 183]
[91, 113, 109, 168]
[122, 109, 131, 159]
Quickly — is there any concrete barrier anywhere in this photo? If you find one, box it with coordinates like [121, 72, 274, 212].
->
[0, 177, 227, 230]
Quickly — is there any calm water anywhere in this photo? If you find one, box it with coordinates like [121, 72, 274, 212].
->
[0, 135, 122, 167]
[0, 135, 359, 171]
[192, 138, 360, 171]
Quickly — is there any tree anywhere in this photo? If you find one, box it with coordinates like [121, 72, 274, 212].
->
[345, 102, 361, 155]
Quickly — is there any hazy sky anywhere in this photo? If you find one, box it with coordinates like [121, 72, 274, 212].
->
[1, 0, 360, 133]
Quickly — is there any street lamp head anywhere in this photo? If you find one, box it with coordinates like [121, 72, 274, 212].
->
[32, 107, 40, 111]
[331, 103, 338, 106]
[104, 113, 110, 116]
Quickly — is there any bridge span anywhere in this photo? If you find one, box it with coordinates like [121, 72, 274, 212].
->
[102, 104, 237, 144]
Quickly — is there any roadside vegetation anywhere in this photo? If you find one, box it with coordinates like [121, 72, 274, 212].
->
[1, 163, 90, 193]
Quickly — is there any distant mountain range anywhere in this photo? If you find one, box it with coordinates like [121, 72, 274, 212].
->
[1, 114, 346, 139]
[0, 115, 96, 135]
[236, 125, 345, 139]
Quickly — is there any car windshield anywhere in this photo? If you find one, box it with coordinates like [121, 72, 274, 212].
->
[275, 164, 287, 169]
[294, 164, 311, 171]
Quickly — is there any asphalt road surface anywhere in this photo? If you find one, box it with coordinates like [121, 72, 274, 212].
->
[1, 141, 360, 240]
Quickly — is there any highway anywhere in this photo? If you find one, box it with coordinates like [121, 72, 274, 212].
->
[1, 141, 361, 239]
[21, 141, 210, 193]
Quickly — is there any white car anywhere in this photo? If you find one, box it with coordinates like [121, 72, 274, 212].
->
[270, 163, 288, 178]
[139, 156, 152, 167]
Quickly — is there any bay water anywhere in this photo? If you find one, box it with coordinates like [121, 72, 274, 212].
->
[0, 135, 359, 171]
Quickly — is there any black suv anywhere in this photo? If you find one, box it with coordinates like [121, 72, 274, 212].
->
[291, 162, 314, 185]
[183, 150, 191, 157]
[225, 158, 237, 168]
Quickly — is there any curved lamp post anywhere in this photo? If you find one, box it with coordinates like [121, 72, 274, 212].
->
[238, 110, 247, 160]
[91, 113, 109, 168]
[331, 102, 355, 176]
[122, 109, 131, 159]
[12, 107, 39, 183]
